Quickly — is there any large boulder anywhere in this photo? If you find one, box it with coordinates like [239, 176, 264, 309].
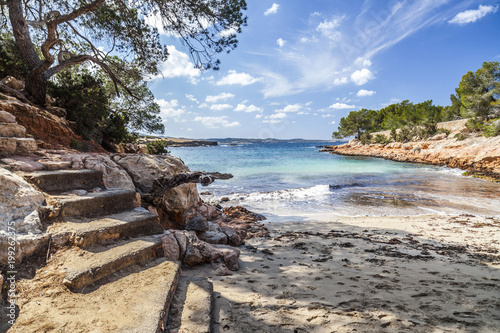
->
[62, 153, 135, 190]
[113, 154, 202, 229]
[0, 167, 48, 263]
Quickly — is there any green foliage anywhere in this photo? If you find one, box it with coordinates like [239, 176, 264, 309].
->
[0, 31, 28, 79]
[146, 140, 170, 155]
[48, 65, 164, 150]
[374, 134, 391, 144]
[457, 61, 500, 120]
[359, 132, 372, 145]
[2, 0, 248, 104]
[332, 109, 373, 139]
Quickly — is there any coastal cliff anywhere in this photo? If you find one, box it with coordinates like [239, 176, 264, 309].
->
[321, 134, 500, 180]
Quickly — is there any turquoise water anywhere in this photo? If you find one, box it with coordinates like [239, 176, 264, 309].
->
[170, 142, 500, 221]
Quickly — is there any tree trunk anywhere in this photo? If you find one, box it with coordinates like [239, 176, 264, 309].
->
[25, 72, 48, 106]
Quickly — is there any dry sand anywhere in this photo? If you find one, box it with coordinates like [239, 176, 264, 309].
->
[184, 214, 500, 333]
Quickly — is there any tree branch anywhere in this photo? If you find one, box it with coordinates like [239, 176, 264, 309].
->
[153, 171, 233, 191]
[0, 82, 32, 104]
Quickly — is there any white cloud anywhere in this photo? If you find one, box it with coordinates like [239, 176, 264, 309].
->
[333, 77, 349, 85]
[330, 121, 336, 125]
[277, 38, 286, 47]
[234, 104, 263, 113]
[153, 45, 200, 82]
[269, 112, 287, 119]
[351, 68, 374, 86]
[357, 89, 376, 97]
[316, 16, 345, 40]
[448, 5, 498, 25]
[205, 92, 235, 103]
[219, 27, 238, 37]
[329, 103, 356, 110]
[156, 99, 186, 121]
[264, 3, 279, 16]
[255, 114, 262, 119]
[194, 116, 240, 129]
[216, 70, 262, 86]
[185, 94, 199, 104]
[278, 104, 302, 113]
[210, 104, 233, 111]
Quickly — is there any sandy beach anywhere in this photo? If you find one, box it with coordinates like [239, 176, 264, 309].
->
[183, 214, 500, 333]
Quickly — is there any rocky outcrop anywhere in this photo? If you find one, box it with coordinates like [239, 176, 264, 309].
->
[0, 92, 103, 151]
[0, 167, 49, 263]
[0, 108, 37, 156]
[322, 134, 500, 180]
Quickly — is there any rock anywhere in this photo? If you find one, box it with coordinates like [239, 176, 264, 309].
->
[0, 123, 26, 137]
[173, 230, 188, 258]
[223, 206, 266, 222]
[1, 76, 25, 91]
[196, 203, 220, 221]
[198, 230, 228, 245]
[113, 154, 190, 193]
[214, 262, 233, 276]
[0, 157, 44, 172]
[221, 226, 243, 247]
[15, 138, 38, 154]
[429, 133, 447, 141]
[63, 154, 135, 190]
[0, 137, 17, 155]
[183, 232, 223, 266]
[0, 111, 16, 123]
[402, 143, 413, 150]
[0, 274, 3, 288]
[185, 213, 208, 232]
[0, 167, 46, 263]
[161, 232, 180, 261]
[214, 245, 240, 271]
[220, 197, 230, 202]
[114, 154, 201, 229]
[38, 160, 72, 170]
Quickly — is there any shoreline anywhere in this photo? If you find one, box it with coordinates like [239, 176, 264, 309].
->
[321, 135, 500, 181]
[184, 214, 500, 332]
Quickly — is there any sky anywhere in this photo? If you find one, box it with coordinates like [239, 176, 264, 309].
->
[146, 0, 500, 140]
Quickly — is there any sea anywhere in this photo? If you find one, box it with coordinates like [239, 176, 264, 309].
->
[169, 141, 500, 222]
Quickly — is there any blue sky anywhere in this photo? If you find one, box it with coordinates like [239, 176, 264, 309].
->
[147, 0, 500, 140]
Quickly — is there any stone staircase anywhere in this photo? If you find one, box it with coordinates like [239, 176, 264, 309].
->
[13, 168, 214, 332]
[0, 110, 37, 156]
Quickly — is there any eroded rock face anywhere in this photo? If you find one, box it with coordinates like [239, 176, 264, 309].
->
[0, 167, 48, 263]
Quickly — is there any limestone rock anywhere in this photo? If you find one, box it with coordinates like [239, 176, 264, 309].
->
[113, 154, 190, 193]
[15, 138, 37, 154]
[0, 167, 47, 263]
[1, 76, 25, 90]
[63, 154, 135, 190]
[0, 137, 17, 155]
[173, 230, 188, 258]
[221, 226, 243, 247]
[429, 133, 447, 141]
[0, 123, 26, 137]
[161, 232, 180, 261]
[0, 111, 16, 123]
[0, 157, 44, 172]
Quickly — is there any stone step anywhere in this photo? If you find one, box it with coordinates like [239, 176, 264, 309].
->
[11, 258, 182, 332]
[0, 137, 37, 156]
[167, 277, 214, 333]
[61, 236, 164, 290]
[48, 189, 137, 218]
[22, 169, 104, 193]
[49, 209, 164, 248]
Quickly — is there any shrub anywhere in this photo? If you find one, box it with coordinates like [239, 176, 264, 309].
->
[374, 134, 391, 144]
[360, 132, 372, 145]
[146, 140, 170, 155]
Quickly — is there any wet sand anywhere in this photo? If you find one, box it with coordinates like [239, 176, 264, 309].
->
[184, 214, 500, 332]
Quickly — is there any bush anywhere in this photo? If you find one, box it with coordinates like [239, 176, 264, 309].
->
[374, 134, 391, 144]
[479, 118, 500, 137]
[146, 140, 170, 155]
[360, 132, 372, 145]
